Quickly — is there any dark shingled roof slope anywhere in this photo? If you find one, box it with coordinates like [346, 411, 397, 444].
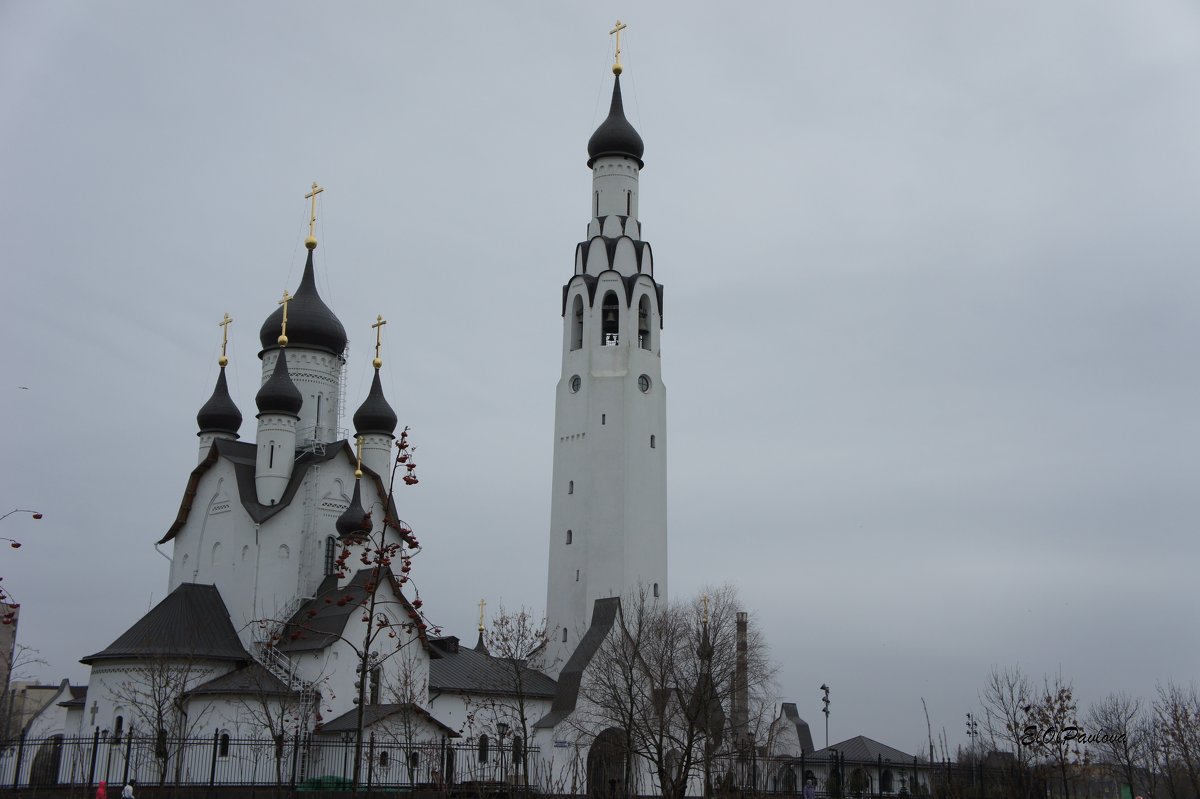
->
[534, 597, 620, 729]
[429, 641, 556, 699]
[185, 663, 295, 698]
[808, 736, 915, 763]
[317, 704, 459, 737]
[81, 583, 250, 665]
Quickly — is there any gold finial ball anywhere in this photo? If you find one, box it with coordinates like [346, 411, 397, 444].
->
[355, 468, 363, 479]
[612, 63, 623, 76]
[305, 235, 318, 250]
[278, 334, 289, 347]
[219, 355, 229, 367]
[372, 357, 382, 369]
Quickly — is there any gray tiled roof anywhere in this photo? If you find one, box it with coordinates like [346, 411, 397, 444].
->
[808, 736, 916, 764]
[317, 704, 459, 737]
[429, 641, 557, 699]
[185, 663, 295, 698]
[81, 583, 249, 665]
[276, 568, 428, 655]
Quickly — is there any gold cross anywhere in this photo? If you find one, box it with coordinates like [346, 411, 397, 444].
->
[218, 313, 233, 367]
[277, 290, 292, 346]
[610, 20, 627, 75]
[371, 315, 387, 368]
[478, 598, 487, 632]
[305, 182, 324, 239]
[354, 435, 364, 479]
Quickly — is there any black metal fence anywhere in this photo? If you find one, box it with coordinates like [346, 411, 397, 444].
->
[0, 730, 538, 793]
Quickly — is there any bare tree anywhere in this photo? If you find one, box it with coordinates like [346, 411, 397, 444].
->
[107, 656, 216, 785]
[980, 666, 1036, 799]
[1024, 673, 1082, 799]
[1086, 692, 1145, 796]
[577, 585, 775, 799]
[481, 604, 551, 784]
[1154, 681, 1200, 799]
[0, 644, 47, 744]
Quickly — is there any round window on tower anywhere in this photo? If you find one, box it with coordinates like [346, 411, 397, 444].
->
[638, 374, 651, 393]
[570, 375, 582, 393]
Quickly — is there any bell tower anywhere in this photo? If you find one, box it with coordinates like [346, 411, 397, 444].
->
[544, 41, 667, 674]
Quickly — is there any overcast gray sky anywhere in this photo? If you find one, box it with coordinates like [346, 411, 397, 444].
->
[3, 2, 1197, 756]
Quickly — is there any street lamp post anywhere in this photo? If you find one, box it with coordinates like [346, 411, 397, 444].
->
[821, 684, 831, 749]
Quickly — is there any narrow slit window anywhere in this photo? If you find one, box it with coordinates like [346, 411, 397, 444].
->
[576, 570, 580, 581]
[566, 530, 573, 545]
[650, 435, 656, 448]
[602, 414, 606, 425]
[568, 480, 574, 494]
[626, 191, 631, 215]
[562, 627, 568, 642]
[653, 583, 660, 598]
[219, 733, 231, 758]
[268, 443, 275, 469]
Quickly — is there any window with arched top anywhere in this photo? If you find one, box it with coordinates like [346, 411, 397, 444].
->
[571, 296, 584, 350]
[380, 750, 390, 768]
[568, 480, 574, 494]
[112, 716, 124, 742]
[638, 295, 652, 350]
[601, 292, 619, 346]
[653, 583, 659, 598]
[219, 733, 230, 758]
[566, 530, 572, 545]
[562, 627, 568, 642]
[324, 536, 337, 576]
[478, 734, 489, 763]
[882, 770, 894, 793]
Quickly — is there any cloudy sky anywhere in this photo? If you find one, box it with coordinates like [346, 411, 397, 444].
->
[3, 2, 1197, 755]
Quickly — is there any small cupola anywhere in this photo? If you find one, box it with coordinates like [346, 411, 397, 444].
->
[336, 479, 372, 538]
[587, 74, 644, 168]
[353, 370, 398, 437]
[255, 350, 302, 417]
[197, 367, 243, 437]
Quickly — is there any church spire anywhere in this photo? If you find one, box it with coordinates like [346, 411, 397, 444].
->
[588, 23, 644, 169]
[354, 315, 399, 478]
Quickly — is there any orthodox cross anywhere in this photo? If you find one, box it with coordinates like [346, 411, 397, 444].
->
[354, 435, 364, 478]
[371, 315, 387, 368]
[277, 290, 292, 345]
[701, 593, 709, 625]
[305, 182, 324, 239]
[218, 313, 233, 367]
[610, 20, 627, 74]
[478, 598, 487, 632]
[89, 701, 99, 725]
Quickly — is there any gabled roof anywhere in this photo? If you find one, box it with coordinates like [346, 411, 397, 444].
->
[81, 583, 249, 665]
[275, 567, 429, 654]
[159, 439, 410, 546]
[317, 703, 459, 737]
[57, 683, 87, 709]
[185, 663, 295, 698]
[534, 597, 620, 729]
[428, 641, 556, 699]
[808, 736, 916, 764]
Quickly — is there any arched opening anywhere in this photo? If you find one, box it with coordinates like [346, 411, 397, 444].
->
[380, 750, 390, 769]
[882, 769, 894, 794]
[29, 735, 64, 786]
[775, 764, 798, 793]
[587, 728, 628, 799]
[478, 734, 489, 763]
[653, 583, 659, 598]
[638, 296, 652, 350]
[219, 733, 231, 757]
[112, 715, 124, 742]
[562, 627, 568, 642]
[849, 768, 871, 797]
[571, 296, 584, 350]
[601, 292, 619, 346]
[324, 536, 337, 575]
[650, 435, 656, 449]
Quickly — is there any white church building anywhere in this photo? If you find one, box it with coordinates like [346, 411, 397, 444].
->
[3, 45, 932, 798]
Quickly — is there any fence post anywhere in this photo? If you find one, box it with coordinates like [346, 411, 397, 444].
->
[87, 727, 101, 794]
[11, 729, 26, 791]
[290, 730, 300, 787]
[209, 728, 220, 787]
[122, 729, 133, 786]
[367, 733, 376, 792]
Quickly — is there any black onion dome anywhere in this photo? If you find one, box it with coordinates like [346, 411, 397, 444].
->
[587, 75, 644, 168]
[353, 369, 398, 437]
[336, 480, 372, 538]
[258, 249, 348, 356]
[255, 349, 303, 417]
[197, 367, 242, 436]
